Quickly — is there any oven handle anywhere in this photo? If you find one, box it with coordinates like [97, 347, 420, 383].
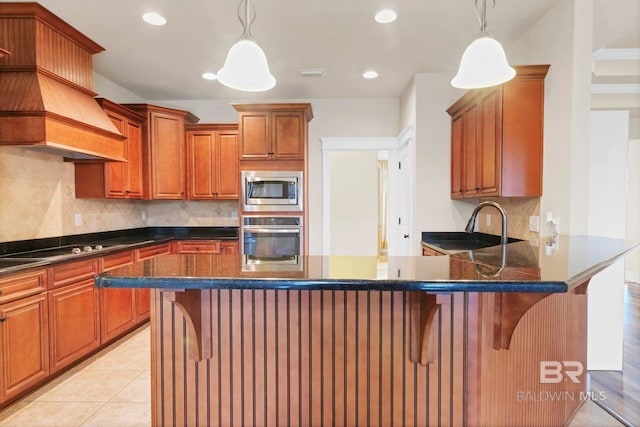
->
[243, 228, 301, 234]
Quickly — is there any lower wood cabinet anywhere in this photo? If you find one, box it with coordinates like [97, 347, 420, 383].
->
[136, 288, 151, 321]
[0, 292, 49, 401]
[100, 251, 137, 344]
[48, 279, 100, 373]
[220, 241, 239, 254]
[172, 240, 239, 255]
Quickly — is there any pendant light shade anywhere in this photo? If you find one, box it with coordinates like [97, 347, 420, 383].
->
[217, 39, 275, 91]
[451, 36, 515, 89]
[217, 0, 276, 92]
[451, 0, 515, 89]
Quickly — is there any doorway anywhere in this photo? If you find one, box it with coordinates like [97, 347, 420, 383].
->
[321, 126, 414, 258]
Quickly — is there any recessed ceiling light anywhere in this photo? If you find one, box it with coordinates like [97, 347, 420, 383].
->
[375, 9, 397, 24]
[202, 72, 218, 80]
[142, 12, 166, 26]
[363, 70, 379, 79]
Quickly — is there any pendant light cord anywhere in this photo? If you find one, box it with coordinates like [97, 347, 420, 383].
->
[474, 0, 495, 34]
[237, 0, 257, 40]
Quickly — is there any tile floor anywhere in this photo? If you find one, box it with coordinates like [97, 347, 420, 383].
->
[0, 325, 151, 427]
[0, 323, 625, 427]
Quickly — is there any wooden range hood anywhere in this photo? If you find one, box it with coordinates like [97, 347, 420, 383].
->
[0, 3, 125, 161]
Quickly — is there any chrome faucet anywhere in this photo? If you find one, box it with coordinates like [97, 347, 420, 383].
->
[465, 201, 508, 244]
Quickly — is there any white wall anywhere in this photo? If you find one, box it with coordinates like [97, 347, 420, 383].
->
[329, 151, 379, 255]
[587, 111, 629, 370]
[627, 138, 640, 282]
[411, 73, 475, 254]
[505, 0, 594, 236]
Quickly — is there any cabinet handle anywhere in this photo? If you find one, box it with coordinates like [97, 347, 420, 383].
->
[475, 187, 480, 191]
[268, 152, 274, 155]
[0, 317, 5, 322]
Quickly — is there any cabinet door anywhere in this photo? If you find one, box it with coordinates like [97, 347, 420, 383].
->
[150, 111, 186, 199]
[220, 241, 239, 254]
[462, 104, 480, 197]
[478, 88, 502, 196]
[136, 288, 150, 321]
[216, 130, 239, 199]
[104, 112, 128, 198]
[272, 111, 305, 159]
[125, 120, 144, 198]
[187, 131, 215, 200]
[450, 114, 464, 199]
[239, 113, 270, 159]
[100, 251, 136, 343]
[48, 280, 100, 373]
[0, 293, 49, 401]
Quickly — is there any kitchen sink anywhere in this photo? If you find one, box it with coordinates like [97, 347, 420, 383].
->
[421, 232, 523, 252]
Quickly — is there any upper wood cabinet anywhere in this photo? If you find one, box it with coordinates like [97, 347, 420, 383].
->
[123, 104, 199, 200]
[233, 104, 313, 160]
[447, 65, 549, 199]
[74, 99, 146, 199]
[185, 124, 239, 200]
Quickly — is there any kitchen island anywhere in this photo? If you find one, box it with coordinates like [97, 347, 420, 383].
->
[97, 236, 638, 427]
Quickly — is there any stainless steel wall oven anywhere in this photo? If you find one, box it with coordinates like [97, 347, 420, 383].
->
[241, 216, 303, 271]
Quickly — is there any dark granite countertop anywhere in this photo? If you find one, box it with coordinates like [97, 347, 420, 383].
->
[0, 226, 238, 275]
[96, 235, 639, 293]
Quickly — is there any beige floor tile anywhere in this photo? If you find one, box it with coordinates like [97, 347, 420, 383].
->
[0, 401, 103, 427]
[33, 369, 141, 403]
[79, 402, 150, 427]
[84, 345, 150, 373]
[109, 371, 151, 404]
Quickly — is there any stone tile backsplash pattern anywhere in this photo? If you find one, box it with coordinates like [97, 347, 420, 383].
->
[477, 197, 541, 241]
[0, 148, 237, 242]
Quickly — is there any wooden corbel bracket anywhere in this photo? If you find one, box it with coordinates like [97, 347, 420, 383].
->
[409, 292, 440, 365]
[164, 289, 213, 361]
[493, 278, 591, 350]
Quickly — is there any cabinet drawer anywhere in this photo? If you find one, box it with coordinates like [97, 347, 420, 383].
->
[422, 245, 446, 256]
[0, 269, 47, 304]
[101, 251, 135, 272]
[136, 243, 171, 260]
[50, 259, 99, 289]
[173, 240, 220, 254]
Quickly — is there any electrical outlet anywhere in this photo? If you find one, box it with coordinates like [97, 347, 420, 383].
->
[529, 215, 540, 232]
[231, 210, 238, 219]
[74, 213, 82, 226]
[141, 211, 147, 221]
[485, 215, 491, 227]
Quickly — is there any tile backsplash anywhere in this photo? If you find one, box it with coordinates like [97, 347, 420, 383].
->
[477, 197, 541, 241]
[0, 147, 238, 243]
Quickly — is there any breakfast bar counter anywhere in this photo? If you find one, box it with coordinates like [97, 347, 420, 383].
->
[96, 236, 638, 427]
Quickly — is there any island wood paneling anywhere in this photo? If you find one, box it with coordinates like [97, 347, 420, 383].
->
[150, 286, 587, 427]
[151, 289, 466, 427]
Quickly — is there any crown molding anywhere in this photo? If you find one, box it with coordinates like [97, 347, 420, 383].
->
[593, 48, 640, 61]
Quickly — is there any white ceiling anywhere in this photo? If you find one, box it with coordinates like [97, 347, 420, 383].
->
[2, 0, 639, 103]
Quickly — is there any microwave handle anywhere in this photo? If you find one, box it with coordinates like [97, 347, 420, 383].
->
[244, 228, 301, 234]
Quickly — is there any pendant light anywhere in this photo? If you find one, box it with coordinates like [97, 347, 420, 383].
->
[451, 0, 515, 89]
[217, 0, 276, 92]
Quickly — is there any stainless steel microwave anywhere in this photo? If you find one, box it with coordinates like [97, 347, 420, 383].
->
[241, 170, 303, 212]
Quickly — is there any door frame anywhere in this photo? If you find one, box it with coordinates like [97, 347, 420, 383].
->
[320, 125, 414, 256]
